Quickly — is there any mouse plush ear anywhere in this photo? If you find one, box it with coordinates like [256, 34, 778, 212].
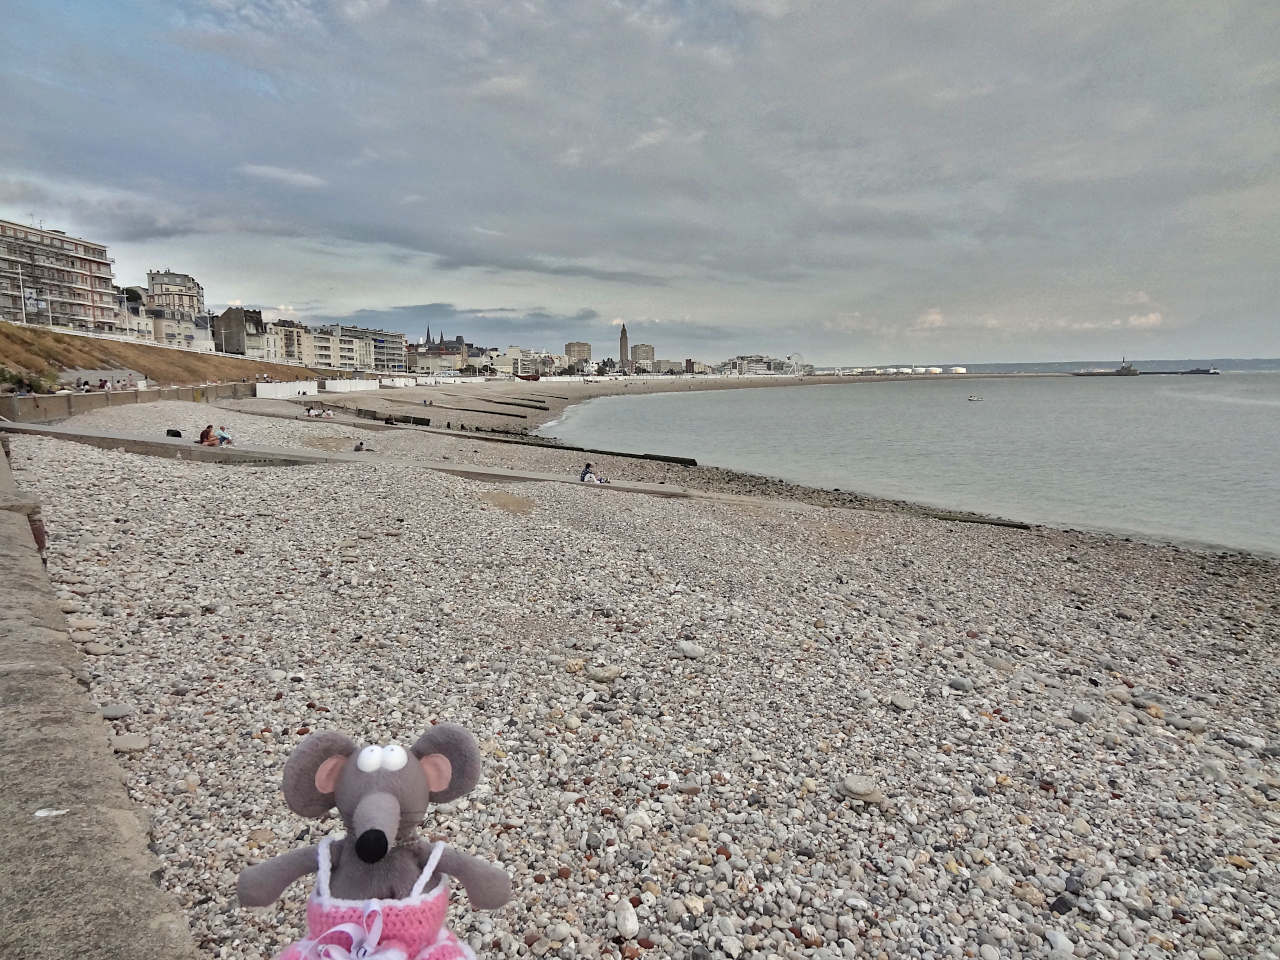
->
[283, 731, 357, 817]
[411, 724, 481, 803]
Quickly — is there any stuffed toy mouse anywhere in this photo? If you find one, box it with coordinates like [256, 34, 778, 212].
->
[238, 724, 511, 960]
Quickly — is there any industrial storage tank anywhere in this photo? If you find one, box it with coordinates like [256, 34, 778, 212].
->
[911, 366, 927, 374]
[926, 366, 943, 374]
[948, 366, 968, 374]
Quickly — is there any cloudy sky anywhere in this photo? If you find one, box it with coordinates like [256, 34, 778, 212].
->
[2, 1, 1276, 363]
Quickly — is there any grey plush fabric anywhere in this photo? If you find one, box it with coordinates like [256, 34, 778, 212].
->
[237, 724, 511, 909]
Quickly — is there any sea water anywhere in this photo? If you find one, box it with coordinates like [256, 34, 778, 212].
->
[540, 372, 1280, 556]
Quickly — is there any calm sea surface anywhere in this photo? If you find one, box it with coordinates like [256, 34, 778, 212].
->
[540, 373, 1280, 556]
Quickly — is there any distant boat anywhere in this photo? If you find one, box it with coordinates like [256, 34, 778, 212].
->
[515, 373, 541, 382]
[1181, 367, 1221, 375]
[967, 395, 984, 402]
[1072, 357, 1141, 377]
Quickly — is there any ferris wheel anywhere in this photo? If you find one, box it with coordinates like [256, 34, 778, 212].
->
[784, 353, 805, 376]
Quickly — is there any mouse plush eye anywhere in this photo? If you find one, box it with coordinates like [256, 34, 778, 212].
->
[382, 744, 408, 771]
[356, 746, 383, 773]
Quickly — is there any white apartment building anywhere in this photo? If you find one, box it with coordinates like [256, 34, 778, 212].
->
[0, 218, 128, 334]
[313, 324, 376, 371]
[311, 329, 335, 368]
[314, 323, 402, 371]
[370, 328, 407, 372]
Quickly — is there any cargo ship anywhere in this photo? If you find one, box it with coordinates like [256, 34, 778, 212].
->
[1072, 358, 1140, 377]
[1072, 359, 1222, 377]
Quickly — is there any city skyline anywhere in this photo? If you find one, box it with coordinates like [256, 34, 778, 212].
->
[2, 2, 1277, 364]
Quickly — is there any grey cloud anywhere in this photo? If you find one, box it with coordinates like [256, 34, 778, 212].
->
[310, 302, 611, 349]
[237, 164, 328, 189]
[430, 251, 669, 286]
[1, 0, 1276, 361]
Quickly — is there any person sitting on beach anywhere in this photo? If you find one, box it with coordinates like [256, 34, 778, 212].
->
[216, 425, 233, 446]
[198, 425, 219, 447]
[353, 440, 367, 452]
[322, 409, 334, 419]
[580, 463, 594, 482]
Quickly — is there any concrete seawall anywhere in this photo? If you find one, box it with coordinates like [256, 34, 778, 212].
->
[0, 438, 200, 959]
[0, 382, 259, 423]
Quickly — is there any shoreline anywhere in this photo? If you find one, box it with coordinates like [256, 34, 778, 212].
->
[159, 393, 1280, 562]
[304, 372, 1062, 434]
[535, 383, 1280, 563]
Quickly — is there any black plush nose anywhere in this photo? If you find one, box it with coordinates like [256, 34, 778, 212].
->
[355, 829, 388, 863]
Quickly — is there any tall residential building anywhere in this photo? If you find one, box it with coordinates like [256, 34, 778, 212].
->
[630, 343, 655, 370]
[565, 341, 591, 368]
[618, 323, 630, 373]
[314, 324, 376, 371]
[311, 329, 336, 368]
[314, 323, 404, 371]
[369, 328, 407, 372]
[0, 218, 124, 333]
[147, 269, 204, 319]
[271, 319, 315, 365]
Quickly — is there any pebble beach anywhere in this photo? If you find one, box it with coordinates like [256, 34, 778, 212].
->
[8, 399, 1279, 960]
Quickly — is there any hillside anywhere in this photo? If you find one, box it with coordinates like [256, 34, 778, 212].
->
[0, 321, 323, 386]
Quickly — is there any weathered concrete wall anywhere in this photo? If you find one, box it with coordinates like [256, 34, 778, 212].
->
[0, 422, 361, 466]
[319, 378, 380, 392]
[257, 380, 318, 399]
[0, 382, 258, 424]
[0, 442, 200, 959]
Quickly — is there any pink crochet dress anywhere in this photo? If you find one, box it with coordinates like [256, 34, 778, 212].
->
[277, 838, 475, 960]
